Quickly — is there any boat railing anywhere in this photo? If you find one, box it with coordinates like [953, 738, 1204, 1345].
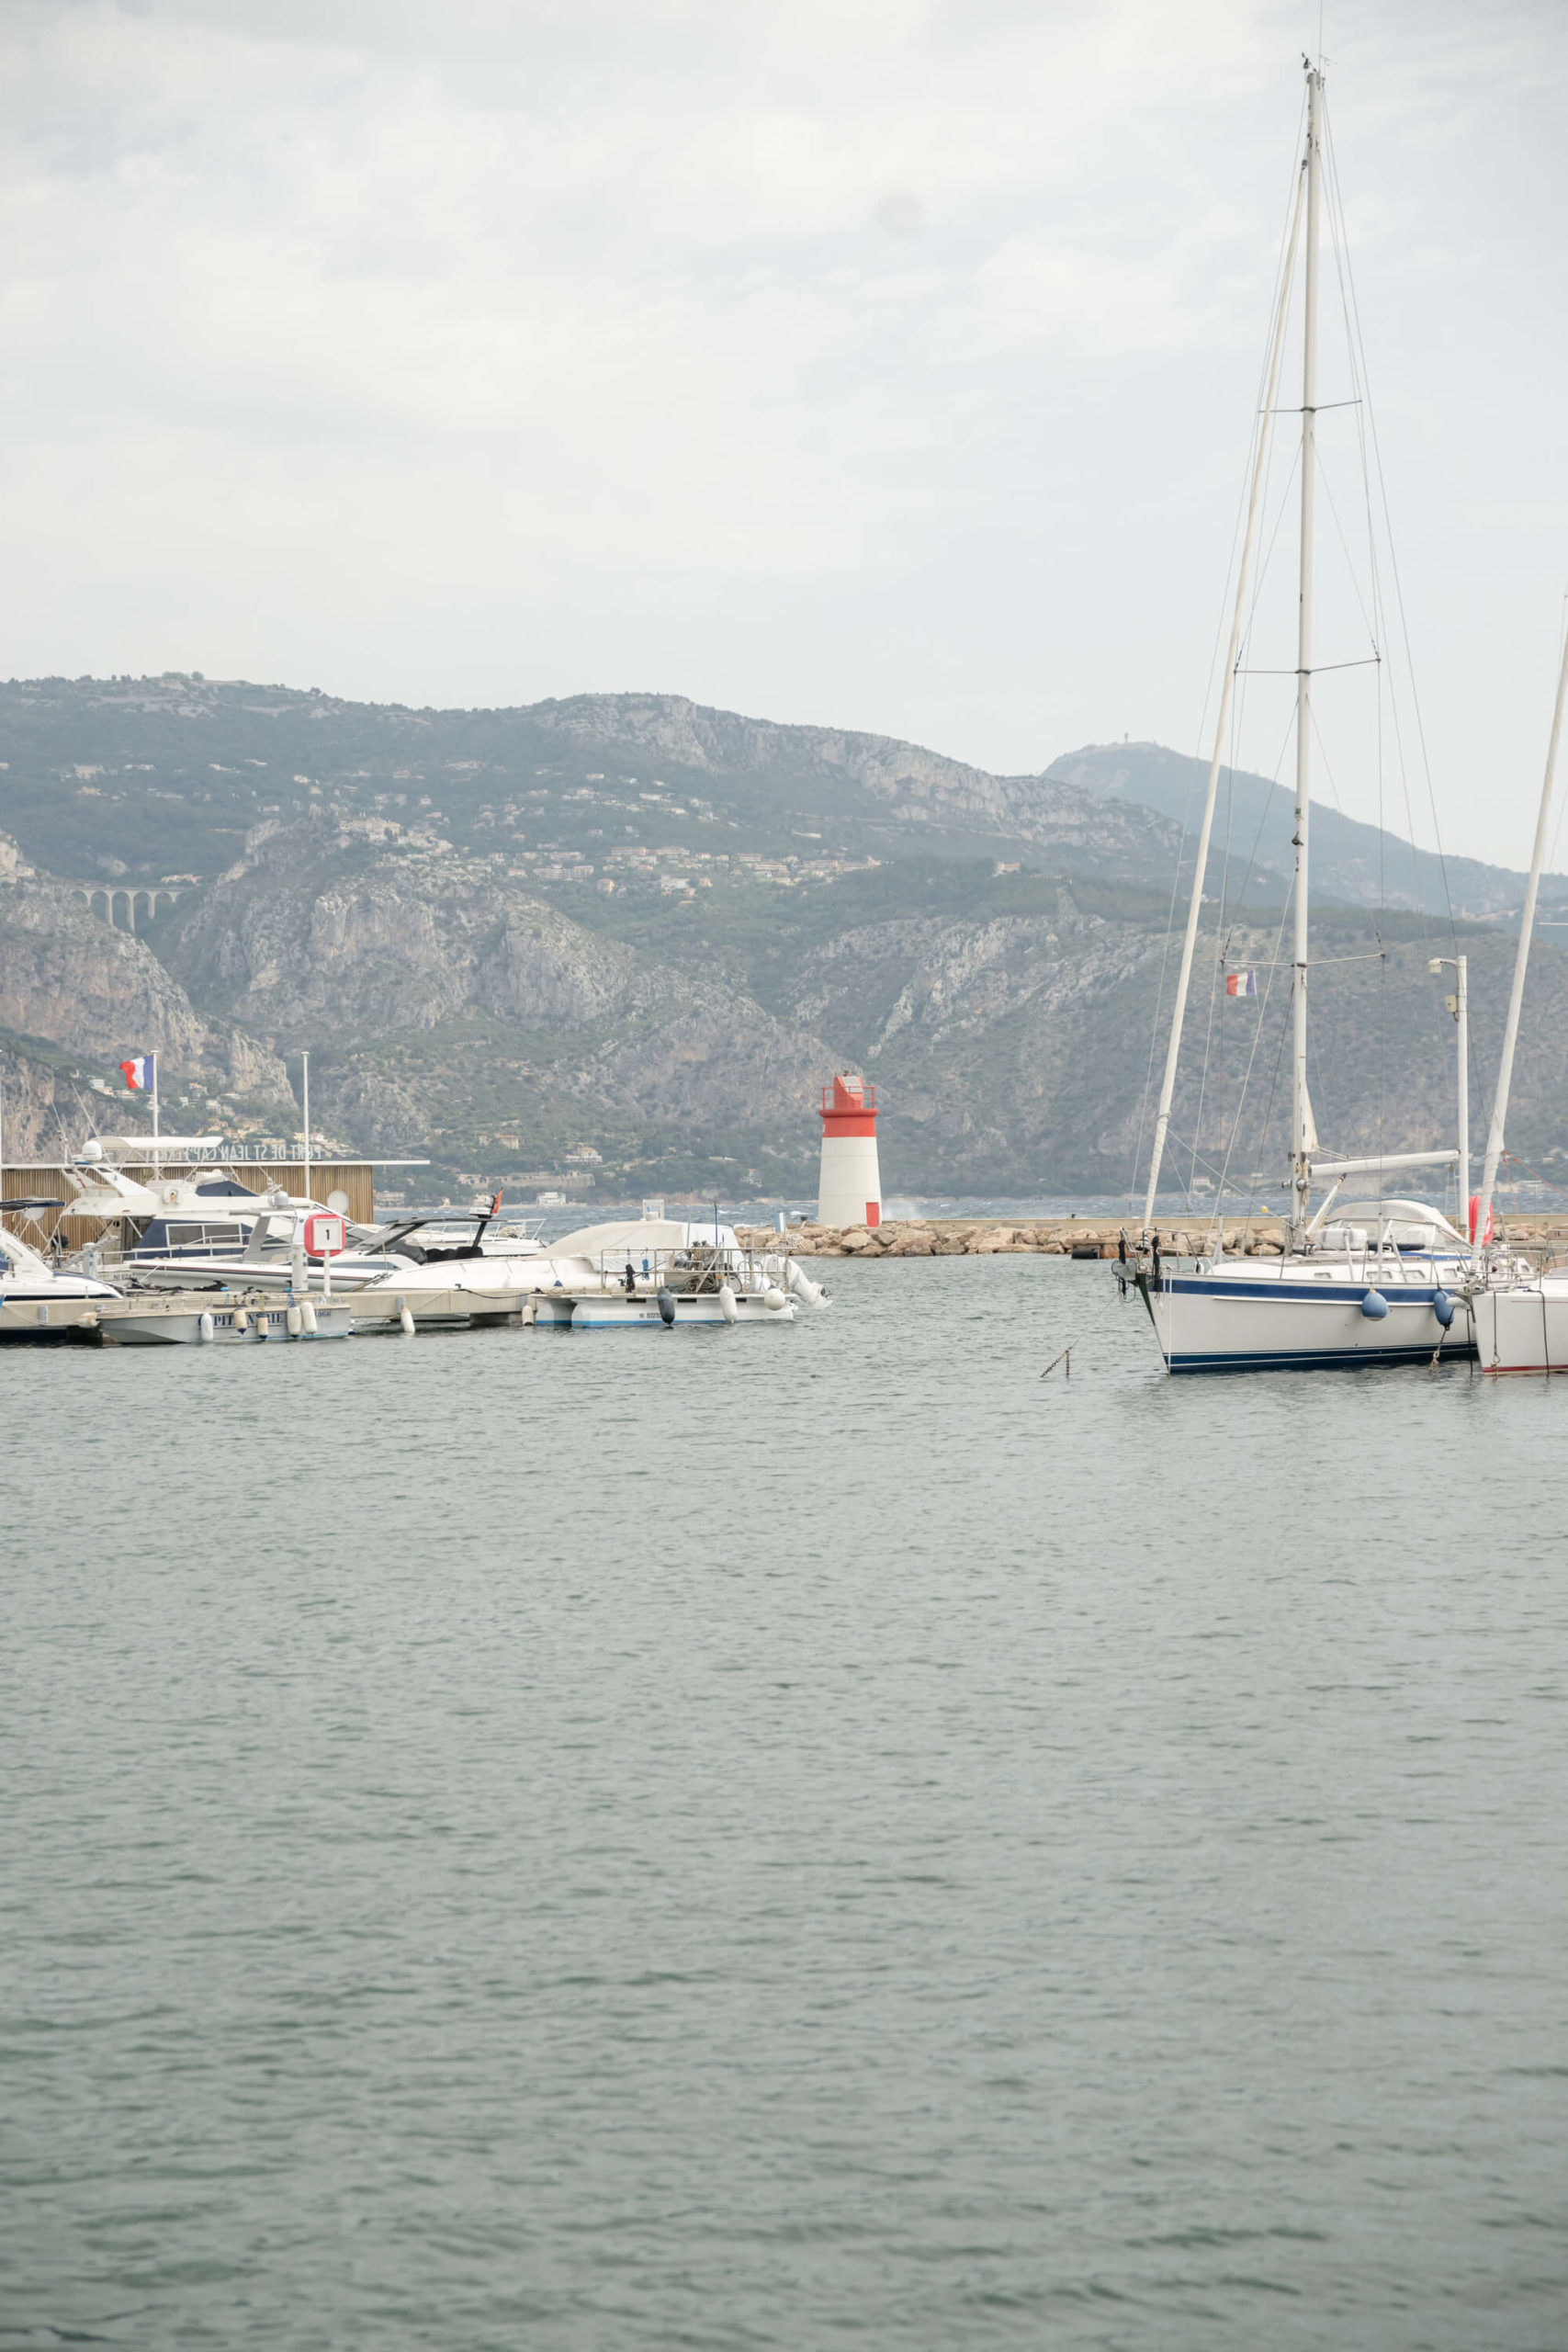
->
[586, 1242, 772, 1293]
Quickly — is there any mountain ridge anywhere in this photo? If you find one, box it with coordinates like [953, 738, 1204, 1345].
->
[1, 676, 1565, 1199]
[1049, 739, 1568, 922]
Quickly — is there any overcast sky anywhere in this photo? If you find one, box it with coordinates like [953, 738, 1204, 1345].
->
[2, 0, 1563, 865]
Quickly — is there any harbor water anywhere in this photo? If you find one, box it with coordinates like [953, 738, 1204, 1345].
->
[5, 1257, 1565, 2348]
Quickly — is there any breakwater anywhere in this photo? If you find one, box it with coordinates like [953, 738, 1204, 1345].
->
[739, 1214, 1568, 1260]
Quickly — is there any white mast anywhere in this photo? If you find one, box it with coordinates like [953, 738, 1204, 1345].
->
[1471, 620, 1568, 1261]
[301, 1050, 311, 1205]
[1139, 162, 1304, 1240]
[1456, 953, 1469, 1217]
[1290, 63, 1323, 1247]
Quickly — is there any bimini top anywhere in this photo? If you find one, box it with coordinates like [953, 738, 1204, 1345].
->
[1321, 1198, 1468, 1249]
[548, 1217, 739, 1258]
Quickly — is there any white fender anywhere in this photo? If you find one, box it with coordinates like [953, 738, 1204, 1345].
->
[717, 1281, 739, 1324]
[761, 1284, 789, 1312]
[300, 1300, 319, 1337]
[197, 1311, 215, 1344]
[285, 1304, 303, 1339]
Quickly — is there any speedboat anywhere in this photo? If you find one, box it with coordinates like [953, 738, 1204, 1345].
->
[390, 1211, 543, 1259]
[0, 1197, 121, 1340]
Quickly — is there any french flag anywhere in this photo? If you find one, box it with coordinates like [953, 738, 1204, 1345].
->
[118, 1053, 155, 1091]
[1225, 970, 1258, 999]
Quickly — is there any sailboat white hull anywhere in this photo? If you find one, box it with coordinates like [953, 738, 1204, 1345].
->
[1146, 1261, 1474, 1374]
[1471, 1276, 1568, 1373]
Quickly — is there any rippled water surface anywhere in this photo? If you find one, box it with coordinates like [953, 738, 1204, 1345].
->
[6, 1259, 1566, 2349]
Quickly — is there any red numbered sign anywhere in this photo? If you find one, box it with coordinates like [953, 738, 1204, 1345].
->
[305, 1212, 346, 1257]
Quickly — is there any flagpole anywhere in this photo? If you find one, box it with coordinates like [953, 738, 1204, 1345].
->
[301, 1051, 310, 1204]
[152, 1053, 160, 1157]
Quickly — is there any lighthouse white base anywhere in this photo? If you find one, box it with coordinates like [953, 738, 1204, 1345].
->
[817, 1134, 882, 1227]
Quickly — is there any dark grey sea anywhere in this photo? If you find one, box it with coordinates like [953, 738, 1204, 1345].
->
[5, 1258, 1564, 2349]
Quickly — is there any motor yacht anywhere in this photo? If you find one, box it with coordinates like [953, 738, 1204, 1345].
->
[0, 1197, 121, 1340]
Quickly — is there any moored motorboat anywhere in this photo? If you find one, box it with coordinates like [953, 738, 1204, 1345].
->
[353, 1214, 819, 1330]
[93, 1295, 355, 1344]
[0, 1197, 122, 1340]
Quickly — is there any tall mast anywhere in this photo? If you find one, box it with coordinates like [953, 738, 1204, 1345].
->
[1290, 62, 1323, 1247]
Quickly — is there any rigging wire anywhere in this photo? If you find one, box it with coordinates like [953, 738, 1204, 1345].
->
[1189, 85, 1312, 768]
[1130, 96, 1306, 1216]
[1321, 87, 1456, 944]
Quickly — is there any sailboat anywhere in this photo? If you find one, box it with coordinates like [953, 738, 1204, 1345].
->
[1462, 628, 1568, 1372]
[1133, 62, 1473, 1374]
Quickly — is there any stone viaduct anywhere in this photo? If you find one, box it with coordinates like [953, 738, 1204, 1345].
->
[67, 883, 187, 933]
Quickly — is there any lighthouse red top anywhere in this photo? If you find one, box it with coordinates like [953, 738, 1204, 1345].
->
[819, 1074, 877, 1136]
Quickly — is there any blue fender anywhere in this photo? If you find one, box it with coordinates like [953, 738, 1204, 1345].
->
[1432, 1288, 1455, 1328]
[1360, 1288, 1390, 1320]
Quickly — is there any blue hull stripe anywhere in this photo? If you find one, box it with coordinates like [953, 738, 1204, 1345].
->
[1163, 1278, 1454, 1306]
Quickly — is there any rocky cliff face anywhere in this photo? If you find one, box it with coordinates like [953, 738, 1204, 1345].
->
[0, 1039, 118, 1165]
[158, 812, 840, 1162]
[0, 833, 290, 1105]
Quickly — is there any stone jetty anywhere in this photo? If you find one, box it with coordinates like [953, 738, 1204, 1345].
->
[737, 1218, 1271, 1260]
[737, 1215, 1568, 1261]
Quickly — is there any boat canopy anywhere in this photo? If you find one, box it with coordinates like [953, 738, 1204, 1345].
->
[548, 1217, 738, 1257]
[77, 1136, 224, 1160]
[1328, 1199, 1467, 1248]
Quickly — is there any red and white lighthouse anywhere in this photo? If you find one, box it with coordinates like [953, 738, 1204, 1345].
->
[817, 1074, 881, 1228]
